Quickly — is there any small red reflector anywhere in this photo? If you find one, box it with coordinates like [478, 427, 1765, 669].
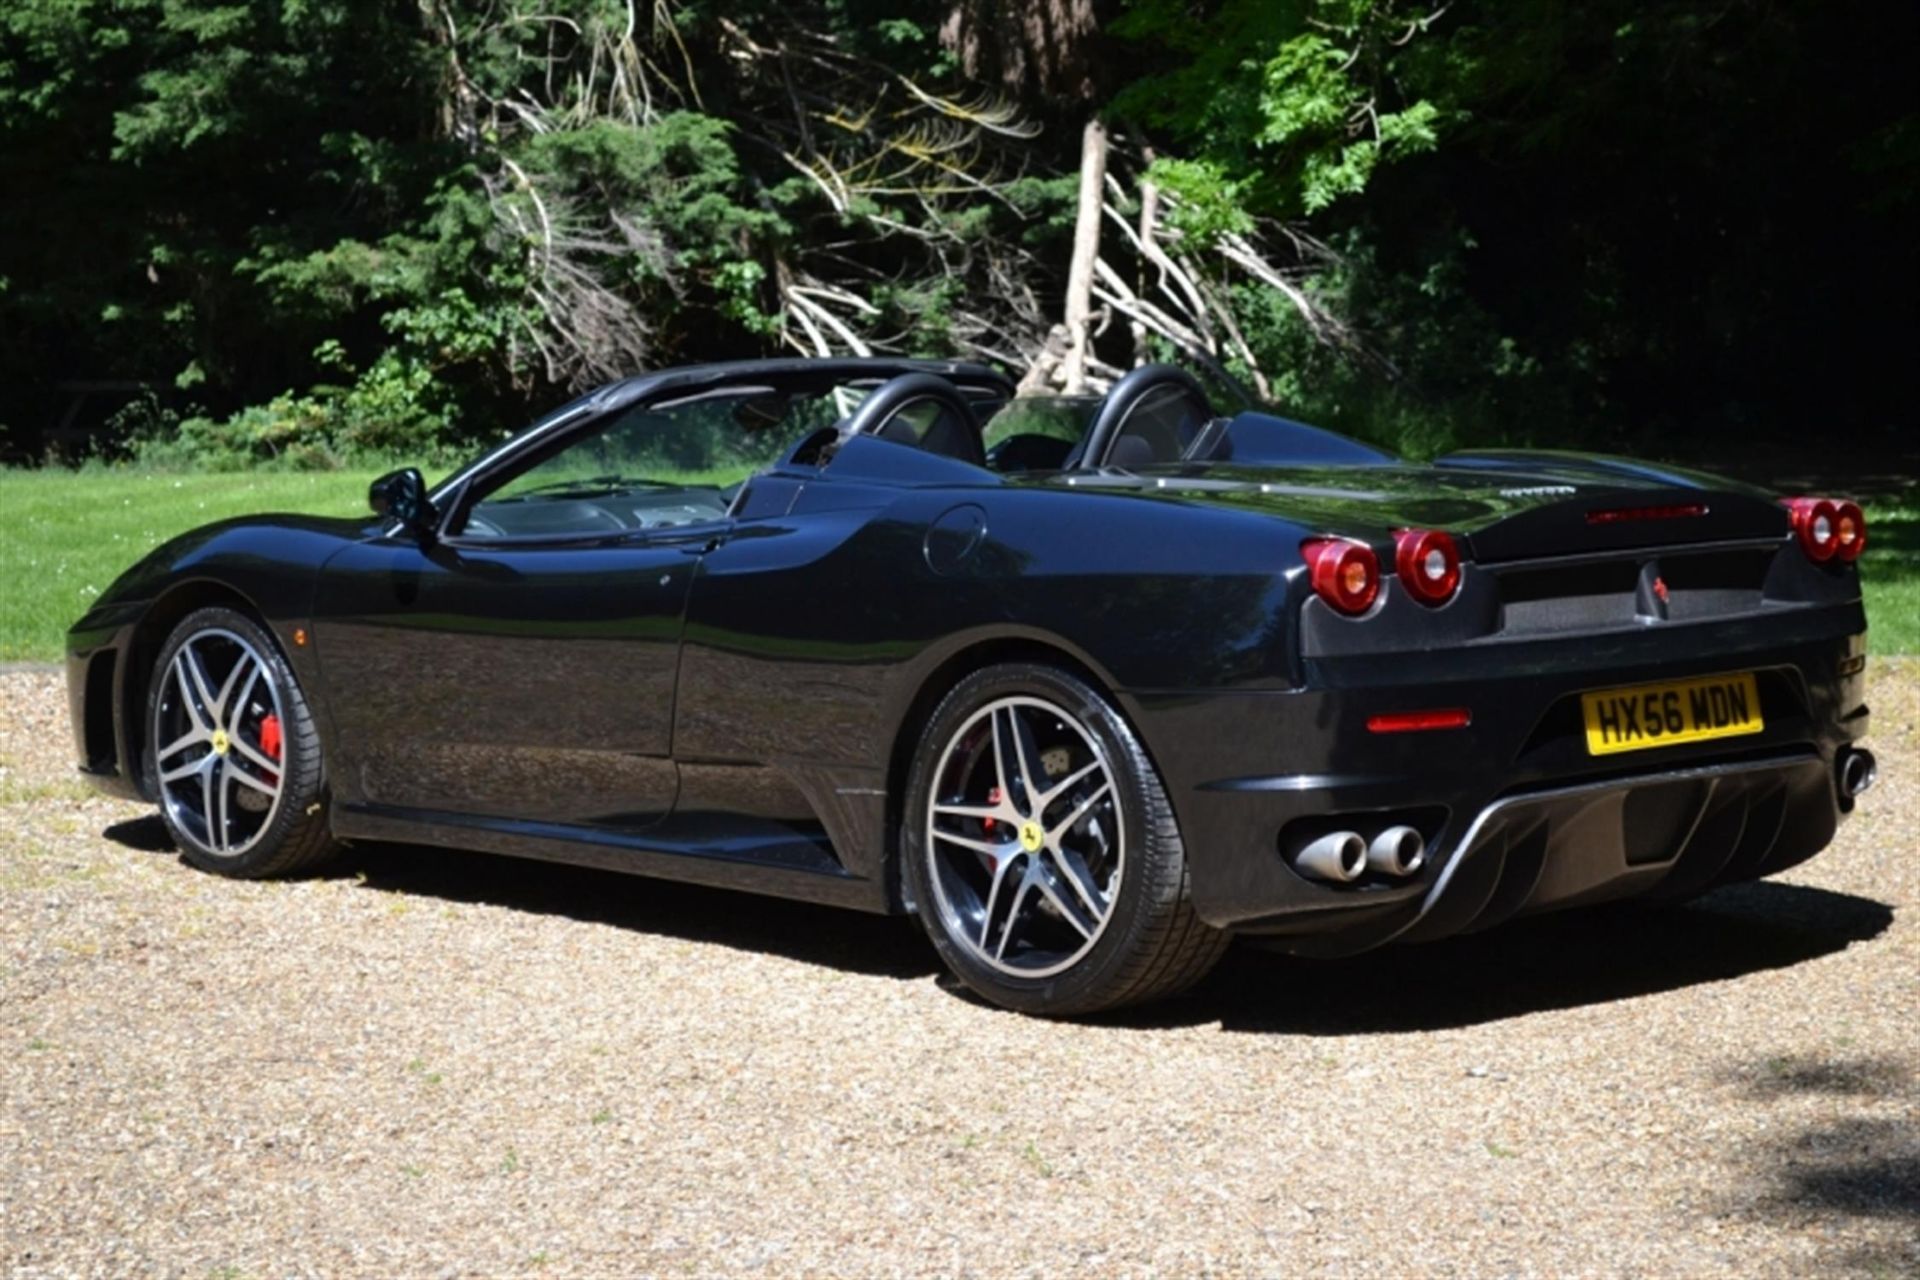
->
[1586, 503, 1709, 525]
[1366, 708, 1472, 734]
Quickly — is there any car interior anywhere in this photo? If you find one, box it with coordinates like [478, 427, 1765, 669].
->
[452, 363, 1393, 541]
[823, 363, 1220, 472]
[847, 362, 1391, 473]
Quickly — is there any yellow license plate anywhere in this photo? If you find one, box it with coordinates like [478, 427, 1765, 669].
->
[1580, 672, 1763, 756]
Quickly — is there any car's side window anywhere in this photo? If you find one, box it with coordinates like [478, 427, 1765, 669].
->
[453, 388, 830, 541]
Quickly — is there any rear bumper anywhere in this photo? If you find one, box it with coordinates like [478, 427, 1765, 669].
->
[1122, 607, 1870, 949]
[1279, 752, 1838, 956]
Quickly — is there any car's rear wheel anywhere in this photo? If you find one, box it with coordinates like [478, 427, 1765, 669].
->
[901, 662, 1228, 1015]
[146, 606, 338, 878]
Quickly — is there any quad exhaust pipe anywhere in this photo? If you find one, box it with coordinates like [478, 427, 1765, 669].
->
[1838, 748, 1877, 799]
[1291, 831, 1368, 884]
[1367, 825, 1427, 877]
[1287, 825, 1428, 884]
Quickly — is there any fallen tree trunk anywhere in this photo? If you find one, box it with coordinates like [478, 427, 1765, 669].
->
[1059, 115, 1108, 394]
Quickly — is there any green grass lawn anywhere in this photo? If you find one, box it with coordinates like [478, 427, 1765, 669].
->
[1, 469, 386, 660]
[1859, 504, 1918, 655]
[1, 468, 1915, 662]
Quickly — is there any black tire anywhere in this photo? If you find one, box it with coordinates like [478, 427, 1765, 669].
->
[900, 662, 1228, 1016]
[145, 606, 338, 878]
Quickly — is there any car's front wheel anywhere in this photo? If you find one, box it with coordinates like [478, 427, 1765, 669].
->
[146, 606, 338, 878]
[901, 662, 1228, 1015]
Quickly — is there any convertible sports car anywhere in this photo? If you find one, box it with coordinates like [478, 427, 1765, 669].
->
[66, 358, 1877, 1015]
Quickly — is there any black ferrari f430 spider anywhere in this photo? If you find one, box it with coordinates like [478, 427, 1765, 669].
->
[66, 359, 1877, 1014]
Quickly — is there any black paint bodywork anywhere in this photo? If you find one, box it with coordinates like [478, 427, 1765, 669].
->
[67, 358, 1872, 951]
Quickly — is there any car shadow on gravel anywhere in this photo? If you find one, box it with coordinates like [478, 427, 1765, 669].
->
[104, 815, 178, 852]
[1139, 880, 1894, 1035]
[105, 817, 1889, 1026]
[104, 816, 940, 981]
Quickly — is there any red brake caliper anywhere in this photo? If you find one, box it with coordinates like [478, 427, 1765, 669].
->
[983, 785, 1001, 832]
[259, 713, 283, 763]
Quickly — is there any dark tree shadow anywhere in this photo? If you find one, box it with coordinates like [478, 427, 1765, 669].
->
[1721, 1059, 1920, 1275]
[1727, 1052, 1913, 1101]
[1767, 1118, 1919, 1220]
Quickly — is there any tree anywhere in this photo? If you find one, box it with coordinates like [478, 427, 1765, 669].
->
[3, 0, 1911, 464]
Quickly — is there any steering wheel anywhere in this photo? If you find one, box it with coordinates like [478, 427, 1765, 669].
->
[1067, 364, 1215, 470]
[841, 373, 986, 467]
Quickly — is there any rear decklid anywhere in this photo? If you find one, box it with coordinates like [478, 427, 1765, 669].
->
[1030, 454, 1790, 561]
[1454, 486, 1775, 561]
[1428, 450, 1786, 562]
[1020, 449, 1853, 649]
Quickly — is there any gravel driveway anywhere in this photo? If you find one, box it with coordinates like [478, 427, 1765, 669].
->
[3, 665, 1915, 1277]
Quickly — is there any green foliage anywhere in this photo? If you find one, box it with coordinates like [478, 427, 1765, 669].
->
[4, 0, 1038, 464]
[715, 261, 779, 336]
[2, 0, 451, 458]
[1003, 174, 1081, 238]
[1114, 1, 1449, 217]
[2, 0, 1913, 471]
[143, 398, 348, 472]
[1111, 0, 1914, 460]
[1144, 159, 1253, 246]
[135, 284, 517, 470]
[519, 113, 777, 265]
[510, 111, 786, 349]
[1256, 34, 1351, 145]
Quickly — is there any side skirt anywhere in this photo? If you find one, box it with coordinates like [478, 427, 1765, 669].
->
[332, 803, 894, 914]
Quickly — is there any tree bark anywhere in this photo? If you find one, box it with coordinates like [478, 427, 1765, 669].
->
[1059, 114, 1108, 395]
[1133, 166, 1160, 367]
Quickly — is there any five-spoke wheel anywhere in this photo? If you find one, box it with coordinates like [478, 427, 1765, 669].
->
[147, 607, 337, 877]
[925, 696, 1124, 977]
[904, 663, 1228, 1015]
[154, 628, 287, 857]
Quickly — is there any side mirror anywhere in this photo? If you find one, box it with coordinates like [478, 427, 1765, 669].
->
[369, 467, 436, 536]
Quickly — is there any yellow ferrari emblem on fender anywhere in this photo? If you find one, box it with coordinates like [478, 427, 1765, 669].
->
[1019, 821, 1044, 853]
[210, 728, 230, 756]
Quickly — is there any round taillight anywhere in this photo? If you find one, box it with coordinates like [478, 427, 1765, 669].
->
[1303, 538, 1380, 615]
[1834, 500, 1868, 562]
[1394, 529, 1461, 606]
[1784, 497, 1840, 563]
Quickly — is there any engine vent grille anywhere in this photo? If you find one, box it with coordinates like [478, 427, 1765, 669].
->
[1496, 546, 1775, 636]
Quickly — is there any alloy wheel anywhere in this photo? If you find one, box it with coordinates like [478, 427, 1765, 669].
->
[153, 628, 288, 858]
[924, 695, 1125, 978]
